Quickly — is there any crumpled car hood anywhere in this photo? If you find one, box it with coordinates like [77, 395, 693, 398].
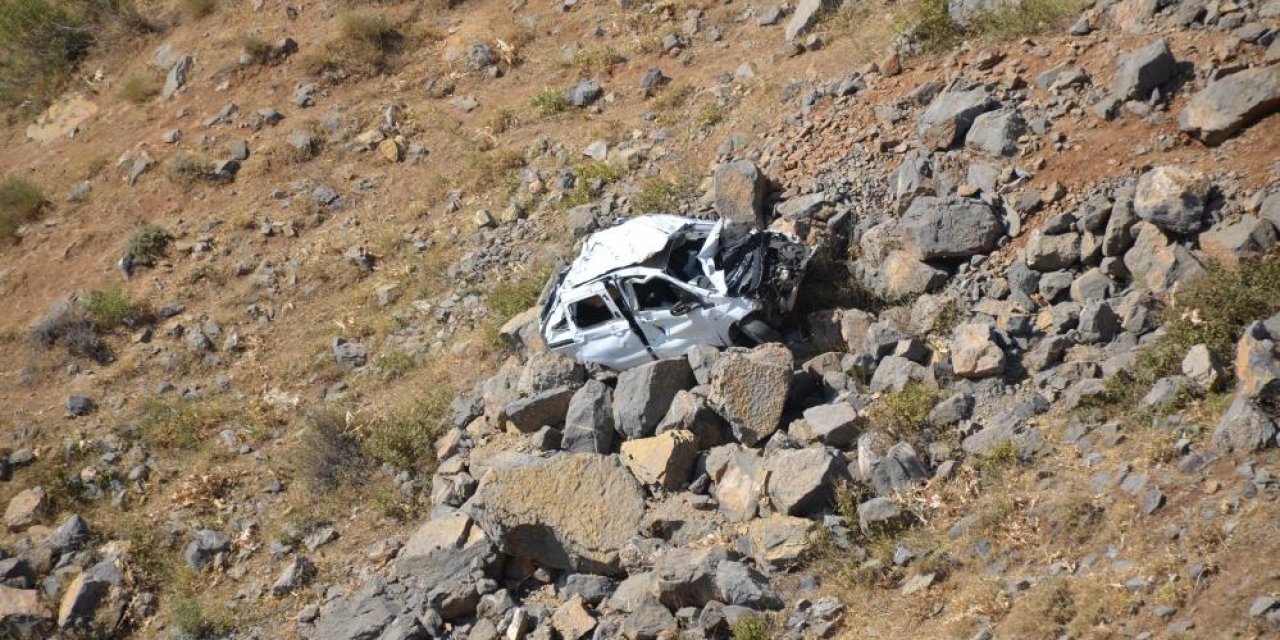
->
[562, 214, 718, 289]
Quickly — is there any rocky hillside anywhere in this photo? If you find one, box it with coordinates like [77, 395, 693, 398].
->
[1, 0, 1279, 638]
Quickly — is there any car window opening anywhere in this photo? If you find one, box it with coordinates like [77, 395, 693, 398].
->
[571, 296, 612, 329]
[633, 278, 682, 310]
[666, 237, 706, 284]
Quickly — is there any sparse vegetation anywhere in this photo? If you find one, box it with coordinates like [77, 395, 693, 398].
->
[569, 46, 625, 73]
[529, 87, 568, 115]
[694, 103, 727, 128]
[31, 298, 110, 362]
[0, 175, 45, 242]
[632, 177, 688, 213]
[897, 0, 1086, 53]
[487, 265, 551, 333]
[339, 10, 400, 64]
[362, 389, 452, 473]
[123, 224, 170, 266]
[729, 615, 770, 640]
[164, 152, 215, 184]
[868, 382, 939, 439]
[485, 106, 517, 134]
[82, 284, 149, 331]
[119, 73, 160, 103]
[462, 148, 526, 193]
[973, 439, 1020, 480]
[376, 349, 416, 381]
[297, 410, 365, 495]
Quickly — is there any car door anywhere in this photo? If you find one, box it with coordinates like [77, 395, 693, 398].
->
[623, 274, 728, 359]
[564, 286, 654, 370]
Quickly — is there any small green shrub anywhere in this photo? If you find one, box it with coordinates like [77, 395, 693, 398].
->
[462, 149, 526, 193]
[376, 349, 416, 381]
[123, 224, 170, 266]
[869, 382, 939, 439]
[0, 175, 45, 243]
[569, 46, 625, 73]
[896, 0, 959, 52]
[83, 285, 149, 331]
[968, 0, 1088, 40]
[974, 440, 1020, 480]
[119, 73, 160, 103]
[694, 104, 726, 128]
[170, 594, 230, 638]
[164, 152, 214, 184]
[1135, 257, 1280, 385]
[632, 178, 682, 213]
[363, 389, 452, 473]
[529, 87, 568, 115]
[0, 0, 89, 108]
[729, 615, 770, 640]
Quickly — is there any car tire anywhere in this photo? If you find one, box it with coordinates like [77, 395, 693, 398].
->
[737, 318, 783, 345]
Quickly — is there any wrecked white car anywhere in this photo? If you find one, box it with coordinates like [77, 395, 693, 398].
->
[539, 215, 812, 370]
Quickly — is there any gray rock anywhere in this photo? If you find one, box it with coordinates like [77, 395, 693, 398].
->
[870, 442, 929, 496]
[1024, 229, 1081, 271]
[918, 85, 997, 150]
[1111, 39, 1177, 100]
[713, 560, 782, 609]
[44, 515, 90, 554]
[502, 386, 574, 433]
[270, 556, 315, 596]
[1181, 344, 1224, 392]
[162, 54, 193, 100]
[1212, 396, 1276, 453]
[622, 601, 678, 640]
[563, 380, 615, 454]
[56, 557, 123, 627]
[764, 448, 841, 516]
[332, 337, 368, 369]
[900, 196, 1003, 260]
[878, 250, 949, 298]
[311, 579, 416, 640]
[857, 497, 906, 534]
[964, 109, 1026, 156]
[1199, 215, 1276, 266]
[293, 82, 317, 107]
[66, 395, 95, 417]
[800, 403, 858, 447]
[640, 68, 669, 93]
[395, 512, 496, 617]
[1077, 300, 1120, 343]
[1134, 166, 1210, 236]
[1179, 66, 1280, 145]
[654, 546, 729, 609]
[613, 359, 694, 440]
[712, 160, 767, 228]
[707, 344, 792, 446]
[465, 43, 496, 71]
[869, 355, 932, 393]
[785, 0, 822, 40]
[560, 574, 614, 606]
[183, 529, 231, 569]
[566, 80, 603, 107]
[928, 393, 973, 425]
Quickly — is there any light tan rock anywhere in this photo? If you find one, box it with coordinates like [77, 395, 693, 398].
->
[951, 323, 1005, 379]
[551, 596, 597, 640]
[621, 430, 698, 490]
[4, 487, 45, 531]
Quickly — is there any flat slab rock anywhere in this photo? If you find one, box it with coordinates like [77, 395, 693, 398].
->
[468, 453, 647, 576]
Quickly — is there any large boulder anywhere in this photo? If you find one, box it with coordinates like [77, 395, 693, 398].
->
[918, 86, 997, 150]
[1111, 39, 1177, 100]
[468, 454, 647, 575]
[712, 160, 767, 228]
[394, 512, 498, 618]
[614, 359, 695, 441]
[1179, 65, 1280, 145]
[1134, 166, 1210, 236]
[620, 430, 698, 490]
[563, 380, 616, 454]
[900, 196, 1003, 260]
[309, 578, 424, 640]
[950, 323, 1006, 378]
[764, 448, 842, 516]
[707, 344, 793, 446]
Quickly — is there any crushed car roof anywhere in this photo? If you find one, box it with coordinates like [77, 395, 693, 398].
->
[561, 214, 712, 288]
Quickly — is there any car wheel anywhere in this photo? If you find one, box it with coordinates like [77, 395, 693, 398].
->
[737, 318, 783, 345]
